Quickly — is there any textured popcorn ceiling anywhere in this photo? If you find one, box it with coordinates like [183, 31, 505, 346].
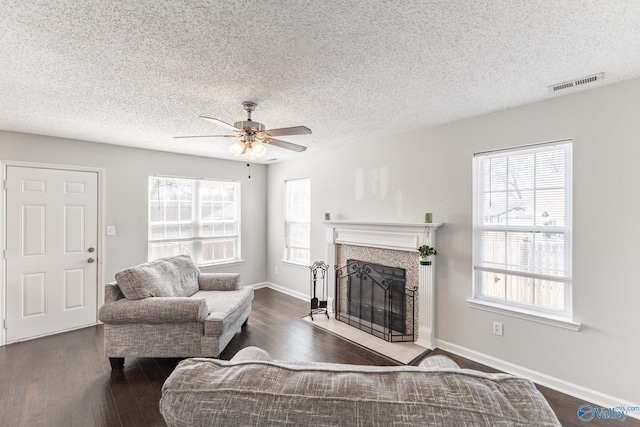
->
[2, 1, 640, 163]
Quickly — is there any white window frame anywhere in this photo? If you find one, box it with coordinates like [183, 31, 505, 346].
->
[284, 178, 311, 266]
[470, 140, 577, 327]
[148, 176, 241, 266]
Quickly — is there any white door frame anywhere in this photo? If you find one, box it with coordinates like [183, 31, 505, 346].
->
[0, 160, 105, 346]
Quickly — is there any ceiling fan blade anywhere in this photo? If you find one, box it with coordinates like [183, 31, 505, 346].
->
[174, 134, 237, 139]
[200, 116, 242, 132]
[264, 126, 312, 137]
[266, 138, 307, 152]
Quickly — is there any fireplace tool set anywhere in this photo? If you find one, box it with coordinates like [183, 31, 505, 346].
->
[309, 261, 330, 320]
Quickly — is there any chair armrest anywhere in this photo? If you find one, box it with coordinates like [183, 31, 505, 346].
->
[104, 282, 124, 302]
[419, 355, 461, 369]
[198, 273, 240, 291]
[231, 346, 274, 362]
[98, 297, 208, 324]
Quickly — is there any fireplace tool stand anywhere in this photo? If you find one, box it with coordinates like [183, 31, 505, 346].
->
[309, 261, 330, 320]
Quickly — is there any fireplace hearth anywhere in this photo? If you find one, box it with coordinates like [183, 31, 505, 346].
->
[335, 259, 416, 342]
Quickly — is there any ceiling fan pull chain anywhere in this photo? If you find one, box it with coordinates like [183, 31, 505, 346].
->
[247, 162, 251, 179]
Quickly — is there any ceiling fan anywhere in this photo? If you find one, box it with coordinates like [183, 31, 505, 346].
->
[175, 101, 311, 161]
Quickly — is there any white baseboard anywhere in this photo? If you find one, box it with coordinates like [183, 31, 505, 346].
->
[251, 282, 336, 313]
[415, 325, 434, 350]
[251, 282, 309, 302]
[436, 339, 640, 420]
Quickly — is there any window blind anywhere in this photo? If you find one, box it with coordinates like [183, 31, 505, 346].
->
[148, 176, 240, 265]
[285, 178, 311, 264]
[473, 140, 572, 315]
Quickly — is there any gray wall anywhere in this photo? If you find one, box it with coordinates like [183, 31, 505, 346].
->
[2, 77, 638, 405]
[0, 132, 268, 287]
[267, 78, 640, 404]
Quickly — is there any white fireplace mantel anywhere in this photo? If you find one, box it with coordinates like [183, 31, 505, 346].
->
[323, 220, 442, 251]
[324, 220, 442, 349]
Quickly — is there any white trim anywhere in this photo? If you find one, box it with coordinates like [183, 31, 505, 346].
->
[436, 339, 640, 420]
[0, 160, 105, 346]
[0, 165, 6, 346]
[252, 281, 309, 302]
[97, 167, 107, 311]
[199, 259, 245, 269]
[473, 138, 572, 157]
[324, 220, 443, 229]
[467, 298, 581, 331]
[415, 261, 435, 349]
[475, 265, 571, 283]
[415, 327, 434, 350]
[323, 220, 442, 252]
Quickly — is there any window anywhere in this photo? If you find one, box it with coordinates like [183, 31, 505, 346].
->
[285, 178, 310, 265]
[149, 176, 240, 265]
[472, 140, 572, 318]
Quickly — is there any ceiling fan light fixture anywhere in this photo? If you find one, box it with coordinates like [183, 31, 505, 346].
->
[245, 147, 259, 161]
[177, 102, 310, 160]
[251, 140, 267, 157]
[229, 139, 246, 156]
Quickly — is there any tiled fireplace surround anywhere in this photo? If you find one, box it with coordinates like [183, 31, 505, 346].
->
[324, 220, 441, 349]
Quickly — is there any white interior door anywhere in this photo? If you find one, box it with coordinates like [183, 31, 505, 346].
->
[5, 166, 98, 342]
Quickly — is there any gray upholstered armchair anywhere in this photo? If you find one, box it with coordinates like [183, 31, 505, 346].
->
[98, 255, 253, 369]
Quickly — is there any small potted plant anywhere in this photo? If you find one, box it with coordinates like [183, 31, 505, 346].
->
[417, 245, 437, 265]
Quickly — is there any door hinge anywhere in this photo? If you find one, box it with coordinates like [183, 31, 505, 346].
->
[2, 180, 6, 190]
[3, 319, 6, 329]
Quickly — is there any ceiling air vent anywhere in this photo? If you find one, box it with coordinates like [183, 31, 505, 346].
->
[548, 72, 604, 92]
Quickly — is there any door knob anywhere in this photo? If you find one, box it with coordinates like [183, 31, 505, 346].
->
[88, 258, 95, 263]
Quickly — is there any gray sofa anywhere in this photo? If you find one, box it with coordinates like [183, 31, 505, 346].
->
[160, 346, 561, 426]
[98, 255, 253, 369]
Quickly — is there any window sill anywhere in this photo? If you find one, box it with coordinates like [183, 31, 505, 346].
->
[281, 259, 310, 269]
[466, 299, 581, 331]
[198, 259, 244, 269]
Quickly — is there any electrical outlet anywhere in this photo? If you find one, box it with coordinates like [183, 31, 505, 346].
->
[275, 267, 279, 275]
[493, 321, 503, 336]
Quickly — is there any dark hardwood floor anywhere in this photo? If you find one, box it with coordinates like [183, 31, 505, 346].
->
[0, 287, 636, 426]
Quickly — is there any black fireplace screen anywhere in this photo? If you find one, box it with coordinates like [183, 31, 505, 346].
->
[335, 260, 416, 342]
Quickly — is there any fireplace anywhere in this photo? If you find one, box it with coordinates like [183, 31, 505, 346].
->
[324, 220, 441, 349]
[336, 259, 416, 342]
